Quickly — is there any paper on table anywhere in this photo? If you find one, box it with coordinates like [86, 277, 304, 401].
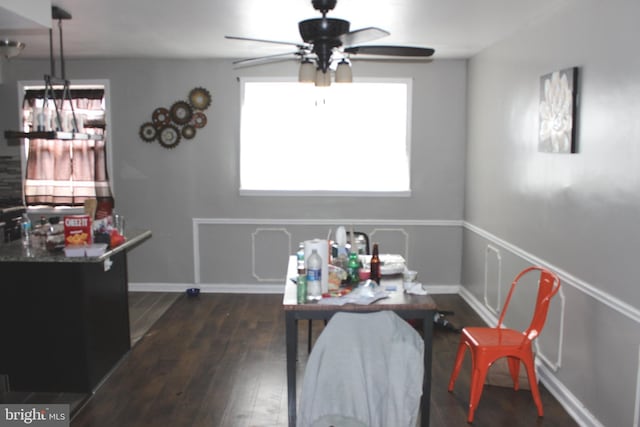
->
[318, 285, 389, 306]
[404, 282, 427, 295]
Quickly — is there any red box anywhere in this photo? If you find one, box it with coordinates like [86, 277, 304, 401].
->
[64, 215, 92, 246]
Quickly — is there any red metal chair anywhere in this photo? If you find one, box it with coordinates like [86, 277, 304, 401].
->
[448, 266, 561, 423]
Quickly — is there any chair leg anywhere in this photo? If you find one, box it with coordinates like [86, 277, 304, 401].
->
[448, 340, 467, 391]
[467, 359, 490, 423]
[507, 356, 521, 391]
[307, 320, 312, 354]
[523, 357, 544, 417]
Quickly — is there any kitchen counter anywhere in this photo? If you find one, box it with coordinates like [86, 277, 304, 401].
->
[0, 229, 151, 262]
[0, 229, 152, 393]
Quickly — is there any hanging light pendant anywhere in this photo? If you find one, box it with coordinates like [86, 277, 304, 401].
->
[315, 68, 331, 87]
[298, 59, 316, 83]
[335, 59, 352, 83]
[0, 40, 25, 59]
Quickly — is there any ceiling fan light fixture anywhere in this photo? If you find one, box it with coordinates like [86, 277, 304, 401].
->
[298, 59, 316, 83]
[0, 40, 25, 59]
[335, 59, 352, 83]
[315, 68, 331, 87]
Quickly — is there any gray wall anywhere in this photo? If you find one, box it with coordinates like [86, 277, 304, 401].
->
[0, 58, 467, 288]
[462, 0, 640, 426]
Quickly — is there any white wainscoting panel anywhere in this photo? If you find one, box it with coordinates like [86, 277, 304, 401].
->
[484, 244, 502, 316]
[251, 228, 291, 282]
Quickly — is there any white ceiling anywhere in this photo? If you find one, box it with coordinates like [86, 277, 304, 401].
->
[1, 0, 569, 61]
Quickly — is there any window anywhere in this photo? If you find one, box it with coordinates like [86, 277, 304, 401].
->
[239, 78, 412, 196]
[17, 80, 113, 212]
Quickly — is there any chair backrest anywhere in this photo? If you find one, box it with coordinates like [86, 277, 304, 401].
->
[347, 231, 370, 255]
[497, 266, 561, 342]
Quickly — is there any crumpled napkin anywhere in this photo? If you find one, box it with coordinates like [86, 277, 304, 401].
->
[404, 281, 427, 295]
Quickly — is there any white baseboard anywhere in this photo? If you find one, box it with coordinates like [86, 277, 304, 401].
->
[128, 282, 283, 294]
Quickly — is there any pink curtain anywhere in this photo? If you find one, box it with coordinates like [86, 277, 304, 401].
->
[23, 94, 113, 206]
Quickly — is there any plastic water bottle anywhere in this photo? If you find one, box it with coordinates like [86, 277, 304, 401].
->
[21, 213, 32, 248]
[306, 249, 322, 301]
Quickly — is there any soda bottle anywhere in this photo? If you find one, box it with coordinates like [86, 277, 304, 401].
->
[306, 249, 322, 301]
[370, 243, 381, 284]
[347, 251, 360, 285]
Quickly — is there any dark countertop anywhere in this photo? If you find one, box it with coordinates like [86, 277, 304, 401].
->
[0, 229, 152, 263]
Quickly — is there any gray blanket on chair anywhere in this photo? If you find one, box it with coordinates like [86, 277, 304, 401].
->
[298, 311, 424, 427]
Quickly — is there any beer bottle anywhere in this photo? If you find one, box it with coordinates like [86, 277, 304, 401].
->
[370, 243, 381, 284]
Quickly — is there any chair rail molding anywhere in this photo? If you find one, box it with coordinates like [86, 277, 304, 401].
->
[194, 218, 462, 226]
[464, 221, 640, 325]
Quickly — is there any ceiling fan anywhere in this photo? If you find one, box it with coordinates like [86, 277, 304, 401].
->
[225, 0, 434, 77]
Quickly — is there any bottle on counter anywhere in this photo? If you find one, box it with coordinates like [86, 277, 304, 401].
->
[296, 243, 306, 276]
[306, 249, 322, 301]
[370, 243, 381, 284]
[296, 274, 307, 304]
[20, 213, 32, 248]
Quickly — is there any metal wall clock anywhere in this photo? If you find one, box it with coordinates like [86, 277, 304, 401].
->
[138, 87, 212, 149]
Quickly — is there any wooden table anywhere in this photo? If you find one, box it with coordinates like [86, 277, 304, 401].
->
[282, 255, 437, 427]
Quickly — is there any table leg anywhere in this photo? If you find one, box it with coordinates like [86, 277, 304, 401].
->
[422, 310, 434, 427]
[285, 311, 297, 427]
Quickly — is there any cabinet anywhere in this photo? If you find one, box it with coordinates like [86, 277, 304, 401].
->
[0, 230, 152, 393]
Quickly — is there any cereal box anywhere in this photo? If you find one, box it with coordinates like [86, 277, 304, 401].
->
[64, 215, 92, 246]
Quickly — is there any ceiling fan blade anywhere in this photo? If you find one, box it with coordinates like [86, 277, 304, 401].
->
[344, 45, 435, 57]
[232, 51, 303, 67]
[339, 27, 390, 47]
[225, 35, 308, 50]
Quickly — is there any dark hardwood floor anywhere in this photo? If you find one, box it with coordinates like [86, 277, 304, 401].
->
[68, 293, 577, 427]
[0, 292, 178, 417]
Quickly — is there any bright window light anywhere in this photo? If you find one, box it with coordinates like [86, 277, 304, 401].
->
[239, 78, 412, 196]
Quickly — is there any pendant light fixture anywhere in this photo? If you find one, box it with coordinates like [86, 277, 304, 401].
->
[298, 58, 315, 83]
[334, 59, 352, 83]
[4, 6, 94, 141]
[315, 69, 331, 87]
[0, 40, 25, 59]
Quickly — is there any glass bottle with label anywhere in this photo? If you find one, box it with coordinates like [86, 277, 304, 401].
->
[347, 251, 360, 285]
[370, 243, 381, 284]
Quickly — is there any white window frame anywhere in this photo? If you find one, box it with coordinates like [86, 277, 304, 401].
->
[16, 79, 113, 215]
[238, 77, 413, 197]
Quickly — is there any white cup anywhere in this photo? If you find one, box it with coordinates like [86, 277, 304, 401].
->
[403, 270, 418, 283]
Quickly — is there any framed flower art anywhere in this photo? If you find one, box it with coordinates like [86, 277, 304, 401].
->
[538, 67, 579, 153]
